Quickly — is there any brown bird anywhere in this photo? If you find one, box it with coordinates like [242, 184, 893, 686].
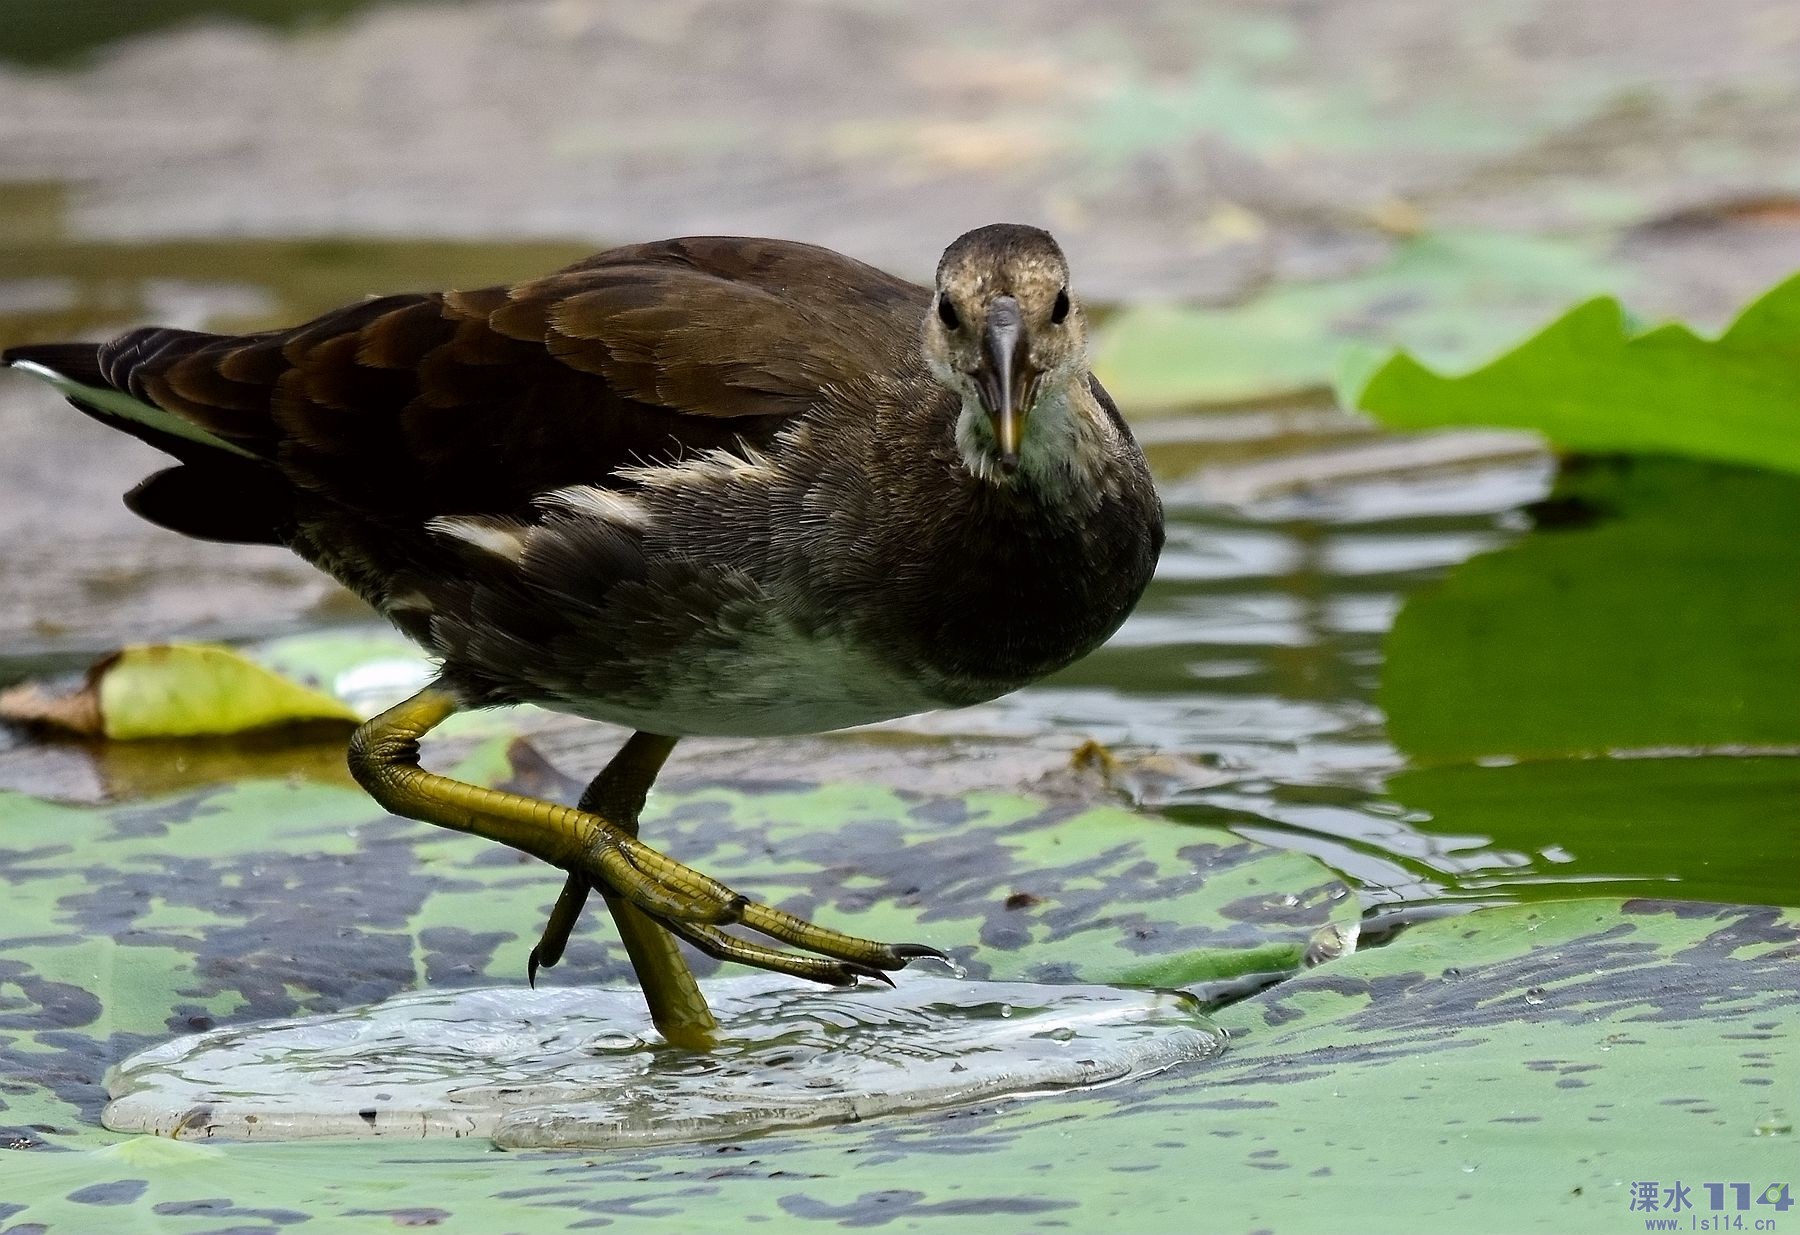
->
[4, 224, 1163, 1046]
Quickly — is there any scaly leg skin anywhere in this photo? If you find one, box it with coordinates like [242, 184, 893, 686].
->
[527, 732, 721, 1049]
[346, 687, 946, 1048]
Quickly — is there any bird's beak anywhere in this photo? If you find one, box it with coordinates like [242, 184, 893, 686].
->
[976, 296, 1037, 473]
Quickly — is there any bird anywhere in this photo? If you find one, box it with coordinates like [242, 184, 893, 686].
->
[4, 224, 1164, 1047]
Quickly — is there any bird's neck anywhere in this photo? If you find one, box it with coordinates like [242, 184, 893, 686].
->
[953, 376, 1115, 509]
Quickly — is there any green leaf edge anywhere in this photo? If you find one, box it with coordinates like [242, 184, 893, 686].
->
[1338, 271, 1800, 475]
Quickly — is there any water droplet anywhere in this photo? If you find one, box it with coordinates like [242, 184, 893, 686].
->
[1524, 987, 1546, 1006]
[1461, 1164, 1479, 1174]
[1754, 1115, 1792, 1136]
[582, 1032, 643, 1056]
[912, 953, 967, 979]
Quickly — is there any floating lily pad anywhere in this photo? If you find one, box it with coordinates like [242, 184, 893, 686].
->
[102, 976, 1224, 1147]
[4, 900, 1792, 1232]
[1346, 273, 1800, 476]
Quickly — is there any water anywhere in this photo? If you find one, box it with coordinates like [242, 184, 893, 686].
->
[103, 975, 1223, 1147]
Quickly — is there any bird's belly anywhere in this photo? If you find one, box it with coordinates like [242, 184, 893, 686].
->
[553, 619, 957, 738]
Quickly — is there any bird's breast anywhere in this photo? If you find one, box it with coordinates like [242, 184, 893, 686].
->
[858, 474, 1163, 701]
[552, 610, 952, 737]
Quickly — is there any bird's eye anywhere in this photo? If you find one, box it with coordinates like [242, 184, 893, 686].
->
[937, 295, 960, 330]
[1051, 289, 1071, 324]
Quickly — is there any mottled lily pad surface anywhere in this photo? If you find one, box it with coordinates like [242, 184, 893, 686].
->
[4, 897, 1792, 1232]
[0, 728, 1355, 1145]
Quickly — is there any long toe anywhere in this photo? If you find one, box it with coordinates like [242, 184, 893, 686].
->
[573, 824, 939, 977]
[610, 834, 749, 919]
[585, 836, 744, 926]
[661, 921, 896, 987]
[736, 902, 943, 970]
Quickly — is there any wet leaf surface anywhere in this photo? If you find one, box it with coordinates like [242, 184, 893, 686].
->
[3, 900, 1791, 1232]
[0, 729, 1355, 1145]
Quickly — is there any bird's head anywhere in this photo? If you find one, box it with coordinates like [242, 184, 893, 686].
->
[922, 223, 1088, 478]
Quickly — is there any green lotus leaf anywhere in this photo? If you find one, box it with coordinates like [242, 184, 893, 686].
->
[1382, 457, 1800, 762]
[1347, 273, 1800, 475]
[1376, 456, 1800, 907]
[1387, 756, 1800, 908]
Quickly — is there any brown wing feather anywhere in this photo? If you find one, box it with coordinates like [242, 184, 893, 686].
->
[91, 236, 927, 521]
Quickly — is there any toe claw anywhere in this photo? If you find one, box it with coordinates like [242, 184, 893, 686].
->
[825, 962, 894, 988]
[890, 943, 950, 963]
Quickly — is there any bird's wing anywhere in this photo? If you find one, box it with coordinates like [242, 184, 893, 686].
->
[14, 236, 927, 519]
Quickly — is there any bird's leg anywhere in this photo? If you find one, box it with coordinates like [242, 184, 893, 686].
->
[526, 730, 680, 982]
[526, 732, 721, 1049]
[348, 689, 945, 1035]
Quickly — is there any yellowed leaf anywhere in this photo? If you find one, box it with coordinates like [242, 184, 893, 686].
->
[1, 644, 360, 740]
[97, 644, 359, 739]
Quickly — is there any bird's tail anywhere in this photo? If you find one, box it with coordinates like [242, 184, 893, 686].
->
[5, 339, 261, 463]
[4, 339, 291, 544]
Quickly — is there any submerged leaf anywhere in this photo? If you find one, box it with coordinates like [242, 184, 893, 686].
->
[0, 643, 359, 740]
[1382, 457, 1800, 761]
[1378, 456, 1800, 906]
[1348, 272, 1800, 474]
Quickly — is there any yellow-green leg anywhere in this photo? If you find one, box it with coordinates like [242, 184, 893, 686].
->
[527, 733, 719, 1049]
[347, 688, 944, 1048]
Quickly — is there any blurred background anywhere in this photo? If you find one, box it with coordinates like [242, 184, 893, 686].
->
[2, 0, 1798, 917]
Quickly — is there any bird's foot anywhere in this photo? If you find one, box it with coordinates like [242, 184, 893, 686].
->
[350, 688, 942, 1013]
[582, 829, 947, 986]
